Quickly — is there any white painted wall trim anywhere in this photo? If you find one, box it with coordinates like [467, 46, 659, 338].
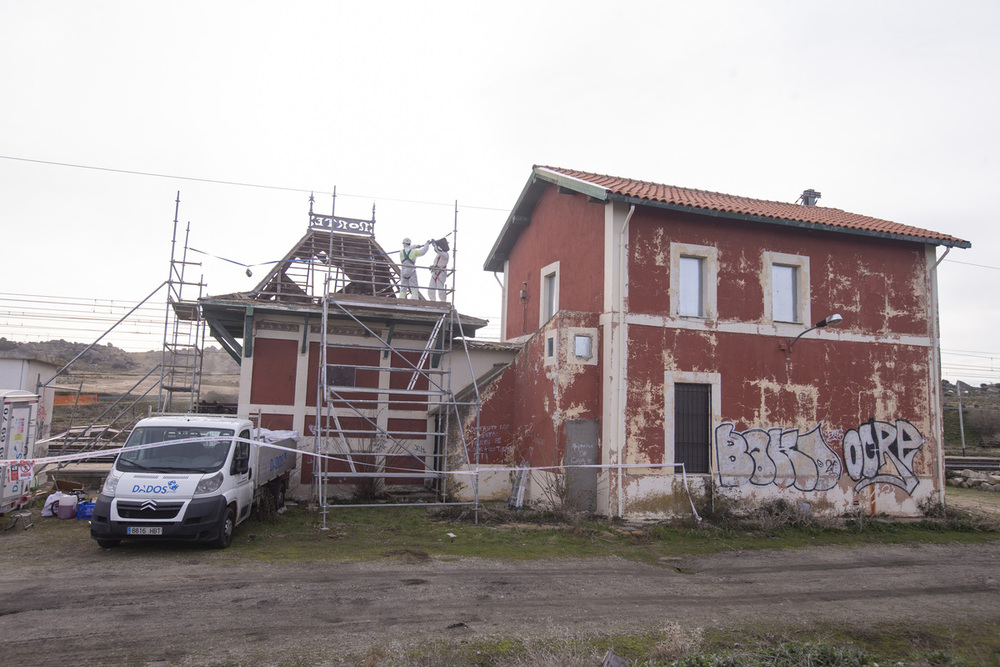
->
[926, 244, 946, 505]
[625, 312, 933, 348]
[500, 260, 510, 342]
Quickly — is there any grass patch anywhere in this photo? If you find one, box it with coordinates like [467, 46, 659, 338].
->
[338, 618, 1000, 666]
[185, 497, 1000, 563]
[7, 495, 999, 566]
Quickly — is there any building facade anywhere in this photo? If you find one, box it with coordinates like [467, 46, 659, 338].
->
[470, 166, 970, 518]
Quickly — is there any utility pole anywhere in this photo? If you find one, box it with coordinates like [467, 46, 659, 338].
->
[956, 380, 967, 456]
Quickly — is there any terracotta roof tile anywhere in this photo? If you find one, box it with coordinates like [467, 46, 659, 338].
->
[537, 166, 970, 247]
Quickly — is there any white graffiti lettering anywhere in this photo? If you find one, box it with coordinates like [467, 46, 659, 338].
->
[842, 419, 923, 494]
[715, 419, 925, 496]
[715, 422, 842, 491]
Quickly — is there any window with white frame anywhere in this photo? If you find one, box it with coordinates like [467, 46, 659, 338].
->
[565, 327, 598, 366]
[679, 256, 705, 317]
[772, 264, 798, 322]
[671, 243, 717, 319]
[539, 261, 560, 324]
[764, 252, 810, 325]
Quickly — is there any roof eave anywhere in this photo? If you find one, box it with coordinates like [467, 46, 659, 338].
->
[605, 193, 972, 249]
[199, 294, 488, 338]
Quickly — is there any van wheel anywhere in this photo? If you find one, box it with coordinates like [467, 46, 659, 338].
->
[270, 481, 285, 509]
[97, 539, 120, 549]
[212, 507, 236, 549]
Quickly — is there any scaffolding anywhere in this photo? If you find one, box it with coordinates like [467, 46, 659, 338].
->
[311, 203, 482, 519]
[37, 193, 206, 472]
[157, 193, 207, 413]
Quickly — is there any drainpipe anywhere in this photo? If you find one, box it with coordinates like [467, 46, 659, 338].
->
[616, 204, 636, 518]
[932, 246, 951, 270]
[931, 246, 951, 507]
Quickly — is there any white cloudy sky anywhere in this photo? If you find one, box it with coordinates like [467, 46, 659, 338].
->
[1, 1, 997, 383]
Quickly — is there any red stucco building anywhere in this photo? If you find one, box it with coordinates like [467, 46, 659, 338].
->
[467, 166, 970, 518]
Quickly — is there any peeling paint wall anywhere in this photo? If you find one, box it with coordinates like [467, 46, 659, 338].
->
[488, 182, 943, 517]
[618, 205, 941, 516]
[459, 311, 602, 506]
[503, 188, 604, 340]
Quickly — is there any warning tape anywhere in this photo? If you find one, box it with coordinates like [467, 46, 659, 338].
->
[2, 439, 702, 519]
[3, 438, 692, 477]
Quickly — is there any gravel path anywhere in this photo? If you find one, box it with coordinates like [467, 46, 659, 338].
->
[1, 533, 998, 665]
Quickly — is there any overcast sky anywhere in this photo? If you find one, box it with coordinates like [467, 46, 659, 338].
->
[1, 1, 997, 383]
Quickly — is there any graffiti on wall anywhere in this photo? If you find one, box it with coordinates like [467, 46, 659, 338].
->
[843, 420, 924, 494]
[714, 419, 926, 495]
[715, 422, 842, 491]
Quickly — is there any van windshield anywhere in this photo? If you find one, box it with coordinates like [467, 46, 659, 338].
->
[117, 426, 235, 473]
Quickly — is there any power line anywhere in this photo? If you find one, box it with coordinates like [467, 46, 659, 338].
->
[0, 154, 509, 212]
[943, 259, 1000, 271]
[942, 348, 1000, 359]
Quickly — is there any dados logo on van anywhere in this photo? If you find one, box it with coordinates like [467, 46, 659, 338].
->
[131, 480, 181, 495]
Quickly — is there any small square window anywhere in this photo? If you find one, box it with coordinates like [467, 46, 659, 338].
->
[546, 335, 555, 358]
[573, 334, 592, 359]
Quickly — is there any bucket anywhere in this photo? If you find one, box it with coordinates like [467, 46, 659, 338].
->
[57, 494, 78, 520]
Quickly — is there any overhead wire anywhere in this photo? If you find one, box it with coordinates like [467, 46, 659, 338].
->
[2, 154, 994, 364]
[0, 154, 508, 212]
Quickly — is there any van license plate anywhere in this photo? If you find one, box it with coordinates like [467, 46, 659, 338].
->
[127, 526, 163, 535]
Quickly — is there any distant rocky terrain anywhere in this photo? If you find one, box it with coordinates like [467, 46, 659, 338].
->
[0, 338, 239, 401]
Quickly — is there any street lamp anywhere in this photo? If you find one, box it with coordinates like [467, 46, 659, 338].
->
[781, 313, 844, 355]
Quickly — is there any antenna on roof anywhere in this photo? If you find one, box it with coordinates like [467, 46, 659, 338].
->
[332, 185, 337, 217]
[798, 189, 822, 206]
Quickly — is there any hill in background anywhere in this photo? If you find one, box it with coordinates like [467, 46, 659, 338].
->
[0, 337, 239, 401]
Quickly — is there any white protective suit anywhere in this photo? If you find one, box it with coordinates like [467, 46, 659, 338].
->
[399, 238, 430, 298]
[429, 238, 450, 301]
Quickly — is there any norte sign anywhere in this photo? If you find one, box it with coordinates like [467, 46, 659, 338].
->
[309, 212, 375, 236]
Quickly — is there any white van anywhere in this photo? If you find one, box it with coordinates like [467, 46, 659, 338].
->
[90, 415, 298, 549]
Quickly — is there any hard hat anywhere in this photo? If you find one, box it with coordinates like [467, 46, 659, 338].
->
[402, 237, 411, 246]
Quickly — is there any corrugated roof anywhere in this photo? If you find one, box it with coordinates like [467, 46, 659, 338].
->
[537, 166, 970, 248]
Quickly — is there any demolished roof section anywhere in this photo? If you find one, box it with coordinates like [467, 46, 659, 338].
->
[245, 208, 399, 306]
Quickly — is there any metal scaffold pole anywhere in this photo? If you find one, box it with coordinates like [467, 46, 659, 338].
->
[158, 192, 206, 414]
[308, 200, 482, 513]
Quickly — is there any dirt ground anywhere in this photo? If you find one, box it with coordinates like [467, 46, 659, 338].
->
[1, 514, 999, 666]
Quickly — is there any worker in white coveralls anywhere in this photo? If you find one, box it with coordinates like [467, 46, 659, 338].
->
[399, 237, 431, 298]
[428, 237, 450, 301]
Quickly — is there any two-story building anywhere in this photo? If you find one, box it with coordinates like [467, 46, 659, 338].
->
[463, 166, 970, 518]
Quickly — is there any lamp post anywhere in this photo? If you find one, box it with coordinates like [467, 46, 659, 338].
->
[780, 313, 844, 356]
